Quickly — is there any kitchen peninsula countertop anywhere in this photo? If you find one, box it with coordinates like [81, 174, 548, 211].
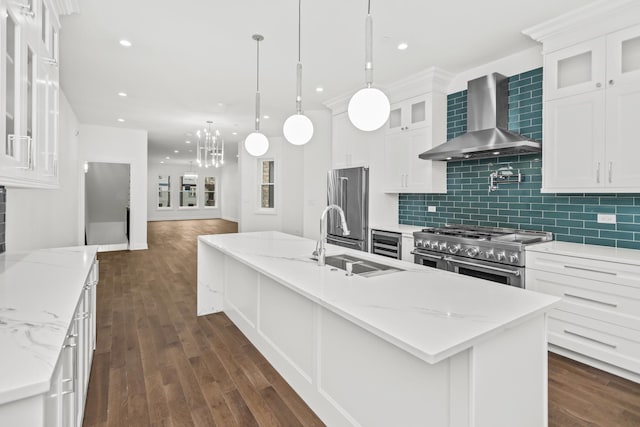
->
[199, 231, 559, 364]
[0, 246, 98, 404]
[527, 240, 640, 266]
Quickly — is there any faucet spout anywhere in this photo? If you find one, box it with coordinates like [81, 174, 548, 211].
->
[315, 204, 350, 266]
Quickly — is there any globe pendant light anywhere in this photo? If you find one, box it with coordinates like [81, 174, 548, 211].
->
[245, 34, 270, 157]
[347, 0, 390, 132]
[283, 0, 314, 145]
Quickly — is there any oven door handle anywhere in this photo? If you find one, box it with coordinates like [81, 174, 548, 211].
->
[443, 257, 521, 276]
[411, 252, 443, 260]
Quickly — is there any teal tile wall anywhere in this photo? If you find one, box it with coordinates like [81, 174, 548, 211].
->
[399, 68, 640, 249]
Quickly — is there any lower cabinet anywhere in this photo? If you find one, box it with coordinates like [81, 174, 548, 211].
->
[40, 259, 99, 427]
[526, 247, 640, 382]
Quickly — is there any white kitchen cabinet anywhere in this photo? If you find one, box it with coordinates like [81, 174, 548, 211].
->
[387, 94, 431, 134]
[526, 243, 640, 383]
[330, 111, 373, 169]
[0, 0, 59, 188]
[536, 21, 640, 193]
[401, 234, 414, 262]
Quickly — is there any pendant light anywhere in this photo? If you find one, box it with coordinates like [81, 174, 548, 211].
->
[196, 121, 225, 168]
[283, 0, 314, 145]
[245, 34, 270, 157]
[347, 0, 390, 132]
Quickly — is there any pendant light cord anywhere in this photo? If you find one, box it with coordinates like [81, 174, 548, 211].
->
[298, 0, 301, 63]
[367, 0, 371, 14]
[256, 39, 260, 92]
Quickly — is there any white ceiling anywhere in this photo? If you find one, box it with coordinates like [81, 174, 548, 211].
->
[59, 0, 597, 165]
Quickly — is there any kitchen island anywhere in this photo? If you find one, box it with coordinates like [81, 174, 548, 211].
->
[198, 231, 559, 427]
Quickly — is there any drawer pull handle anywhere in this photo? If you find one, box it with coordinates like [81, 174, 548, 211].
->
[564, 265, 617, 276]
[563, 293, 618, 308]
[563, 329, 617, 349]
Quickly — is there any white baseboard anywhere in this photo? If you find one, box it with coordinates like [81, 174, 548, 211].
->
[221, 216, 239, 223]
[97, 243, 129, 252]
[128, 243, 148, 251]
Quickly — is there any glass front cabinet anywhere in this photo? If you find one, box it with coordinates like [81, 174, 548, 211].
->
[0, 0, 60, 188]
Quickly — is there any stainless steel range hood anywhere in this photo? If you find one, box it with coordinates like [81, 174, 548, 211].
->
[419, 73, 541, 161]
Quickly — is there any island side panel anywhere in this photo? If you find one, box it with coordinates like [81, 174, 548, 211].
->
[471, 314, 548, 427]
[197, 240, 225, 315]
[318, 307, 453, 427]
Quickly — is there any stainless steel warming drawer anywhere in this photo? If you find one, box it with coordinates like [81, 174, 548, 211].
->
[371, 229, 402, 259]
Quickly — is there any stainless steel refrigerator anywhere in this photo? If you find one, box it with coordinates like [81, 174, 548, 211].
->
[326, 167, 369, 252]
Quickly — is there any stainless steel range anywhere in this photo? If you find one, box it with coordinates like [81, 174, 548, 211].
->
[412, 224, 552, 288]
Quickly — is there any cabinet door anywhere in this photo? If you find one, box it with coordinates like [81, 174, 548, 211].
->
[545, 37, 606, 101]
[605, 82, 640, 190]
[606, 23, 640, 87]
[383, 131, 405, 190]
[405, 127, 432, 191]
[331, 112, 369, 168]
[404, 94, 430, 130]
[542, 92, 606, 192]
[401, 235, 414, 262]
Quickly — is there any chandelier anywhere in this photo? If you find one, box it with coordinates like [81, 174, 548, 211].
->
[196, 121, 224, 168]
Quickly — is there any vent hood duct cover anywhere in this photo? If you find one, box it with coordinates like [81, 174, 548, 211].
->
[419, 73, 541, 161]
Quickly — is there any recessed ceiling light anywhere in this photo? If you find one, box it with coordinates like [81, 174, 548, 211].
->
[118, 92, 127, 97]
[492, 151, 500, 155]
[397, 42, 409, 50]
[117, 118, 125, 122]
[445, 157, 452, 160]
[160, 161, 164, 164]
[316, 86, 324, 92]
[185, 140, 191, 144]
[165, 156, 170, 159]
[232, 132, 237, 135]
[174, 150, 179, 153]
[217, 102, 224, 107]
[263, 115, 270, 119]
[119, 39, 132, 47]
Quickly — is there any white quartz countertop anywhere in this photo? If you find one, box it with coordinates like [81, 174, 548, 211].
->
[199, 231, 559, 365]
[527, 241, 640, 266]
[0, 246, 98, 405]
[370, 223, 423, 236]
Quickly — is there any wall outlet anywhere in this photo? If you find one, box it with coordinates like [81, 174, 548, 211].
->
[427, 206, 437, 213]
[597, 213, 617, 224]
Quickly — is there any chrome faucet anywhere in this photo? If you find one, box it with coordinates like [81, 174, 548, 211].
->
[314, 204, 350, 266]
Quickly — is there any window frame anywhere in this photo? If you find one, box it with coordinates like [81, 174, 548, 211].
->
[257, 158, 276, 214]
[203, 176, 217, 209]
[179, 174, 199, 209]
[157, 175, 171, 210]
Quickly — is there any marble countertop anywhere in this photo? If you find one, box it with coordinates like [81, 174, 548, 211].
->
[527, 241, 640, 266]
[369, 223, 423, 237]
[0, 246, 98, 405]
[199, 231, 559, 364]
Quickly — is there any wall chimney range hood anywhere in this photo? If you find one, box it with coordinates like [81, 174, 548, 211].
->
[419, 73, 541, 161]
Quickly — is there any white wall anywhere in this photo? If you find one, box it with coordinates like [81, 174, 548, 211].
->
[147, 162, 224, 221]
[238, 136, 304, 235]
[78, 125, 148, 250]
[6, 92, 83, 251]
[302, 110, 332, 240]
[221, 159, 239, 222]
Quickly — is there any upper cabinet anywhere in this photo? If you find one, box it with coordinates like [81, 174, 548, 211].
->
[387, 94, 431, 134]
[525, 1, 640, 193]
[0, 0, 61, 188]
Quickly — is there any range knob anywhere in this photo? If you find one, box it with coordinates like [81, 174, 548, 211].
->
[485, 249, 495, 259]
[466, 247, 479, 257]
[415, 239, 423, 248]
[509, 254, 520, 264]
[449, 244, 461, 254]
[430, 241, 440, 250]
[439, 242, 448, 251]
[496, 251, 507, 262]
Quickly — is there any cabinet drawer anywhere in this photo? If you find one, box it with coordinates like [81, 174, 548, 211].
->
[527, 251, 640, 288]
[527, 269, 640, 330]
[548, 310, 640, 374]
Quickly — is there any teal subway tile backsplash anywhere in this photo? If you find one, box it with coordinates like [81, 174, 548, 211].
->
[399, 67, 640, 249]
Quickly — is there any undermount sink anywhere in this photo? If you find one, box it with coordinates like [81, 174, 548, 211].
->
[319, 254, 404, 278]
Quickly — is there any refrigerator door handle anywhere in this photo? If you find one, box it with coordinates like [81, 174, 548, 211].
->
[339, 177, 348, 232]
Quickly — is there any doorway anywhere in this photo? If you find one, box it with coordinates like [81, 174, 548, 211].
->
[85, 162, 131, 251]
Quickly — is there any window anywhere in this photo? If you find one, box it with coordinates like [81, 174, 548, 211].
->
[158, 175, 170, 208]
[180, 174, 198, 207]
[260, 159, 275, 209]
[204, 177, 216, 208]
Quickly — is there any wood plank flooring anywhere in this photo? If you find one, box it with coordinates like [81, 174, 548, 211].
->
[82, 219, 640, 427]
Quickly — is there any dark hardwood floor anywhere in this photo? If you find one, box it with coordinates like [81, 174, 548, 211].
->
[83, 219, 640, 426]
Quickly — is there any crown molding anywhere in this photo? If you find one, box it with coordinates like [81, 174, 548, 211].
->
[523, 0, 640, 52]
[51, 0, 80, 16]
